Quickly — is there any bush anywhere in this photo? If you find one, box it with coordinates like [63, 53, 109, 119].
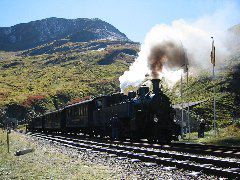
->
[234, 119, 240, 128]
[217, 119, 233, 128]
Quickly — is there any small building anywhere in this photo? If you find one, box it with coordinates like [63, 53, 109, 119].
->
[172, 101, 205, 132]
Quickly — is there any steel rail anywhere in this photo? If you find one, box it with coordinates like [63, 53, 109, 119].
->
[29, 132, 240, 178]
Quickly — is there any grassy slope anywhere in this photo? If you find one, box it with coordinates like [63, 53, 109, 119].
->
[181, 124, 240, 146]
[0, 41, 138, 113]
[0, 129, 112, 179]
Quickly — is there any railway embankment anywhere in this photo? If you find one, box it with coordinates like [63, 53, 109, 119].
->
[2, 129, 240, 179]
[0, 130, 219, 179]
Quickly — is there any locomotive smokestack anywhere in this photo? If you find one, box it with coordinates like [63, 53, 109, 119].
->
[152, 79, 160, 94]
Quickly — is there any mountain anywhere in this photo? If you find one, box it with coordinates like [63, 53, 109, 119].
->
[0, 17, 139, 122]
[0, 17, 129, 51]
[21, 39, 138, 57]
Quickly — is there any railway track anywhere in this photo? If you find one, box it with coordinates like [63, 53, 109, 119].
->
[29, 132, 240, 178]
[107, 140, 240, 159]
[70, 134, 240, 159]
[36, 132, 240, 159]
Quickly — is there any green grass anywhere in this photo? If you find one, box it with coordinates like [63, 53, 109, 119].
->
[181, 124, 240, 147]
[0, 129, 113, 179]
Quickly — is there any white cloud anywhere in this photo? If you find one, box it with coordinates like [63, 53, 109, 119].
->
[119, 3, 239, 91]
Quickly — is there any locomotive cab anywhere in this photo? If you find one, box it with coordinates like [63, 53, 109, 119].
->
[137, 85, 150, 98]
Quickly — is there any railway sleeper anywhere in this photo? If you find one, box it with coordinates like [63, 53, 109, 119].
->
[31, 133, 240, 178]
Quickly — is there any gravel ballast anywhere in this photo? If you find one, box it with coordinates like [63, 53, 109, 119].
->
[25, 133, 222, 179]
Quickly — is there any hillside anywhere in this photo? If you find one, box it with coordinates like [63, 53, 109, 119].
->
[0, 39, 139, 120]
[167, 31, 240, 130]
[0, 17, 138, 121]
[0, 17, 129, 51]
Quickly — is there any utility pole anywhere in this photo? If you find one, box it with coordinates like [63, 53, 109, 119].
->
[211, 37, 216, 137]
[186, 66, 190, 140]
[181, 72, 184, 139]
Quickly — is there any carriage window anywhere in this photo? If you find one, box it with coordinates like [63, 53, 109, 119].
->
[78, 107, 81, 116]
[78, 106, 80, 116]
[80, 106, 83, 115]
[96, 100, 102, 109]
[83, 106, 85, 115]
[68, 109, 71, 117]
[74, 107, 78, 116]
[67, 109, 70, 118]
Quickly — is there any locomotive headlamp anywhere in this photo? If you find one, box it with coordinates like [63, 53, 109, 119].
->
[153, 114, 158, 122]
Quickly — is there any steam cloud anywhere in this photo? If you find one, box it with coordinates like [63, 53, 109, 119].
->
[119, 3, 240, 91]
[148, 41, 188, 78]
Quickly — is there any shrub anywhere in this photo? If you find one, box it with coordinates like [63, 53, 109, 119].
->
[234, 119, 240, 128]
[22, 95, 46, 107]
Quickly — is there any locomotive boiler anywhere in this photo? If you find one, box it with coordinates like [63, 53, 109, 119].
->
[29, 79, 180, 142]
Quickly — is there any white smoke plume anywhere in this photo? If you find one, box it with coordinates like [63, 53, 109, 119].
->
[119, 3, 240, 91]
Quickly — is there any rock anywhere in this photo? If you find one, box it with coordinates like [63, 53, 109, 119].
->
[15, 148, 34, 156]
[131, 159, 141, 163]
[144, 162, 157, 166]
[187, 171, 202, 177]
[163, 166, 178, 171]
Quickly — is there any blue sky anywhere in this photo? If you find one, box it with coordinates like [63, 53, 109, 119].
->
[0, 0, 239, 42]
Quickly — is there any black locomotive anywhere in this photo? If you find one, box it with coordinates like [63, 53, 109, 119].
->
[28, 79, 181, 142]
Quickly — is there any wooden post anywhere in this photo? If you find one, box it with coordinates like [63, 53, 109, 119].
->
[7, 129, 10, 153]
[186, 68, 190, 141]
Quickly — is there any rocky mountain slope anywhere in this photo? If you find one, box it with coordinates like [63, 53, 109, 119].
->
[0, 17, 129, 51]
[0, 18, 139, 122]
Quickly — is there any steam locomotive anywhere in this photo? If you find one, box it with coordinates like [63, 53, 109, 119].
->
[28, 79, 181, 142]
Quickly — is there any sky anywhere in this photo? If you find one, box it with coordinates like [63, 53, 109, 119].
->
[0, 0, 239, 42]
